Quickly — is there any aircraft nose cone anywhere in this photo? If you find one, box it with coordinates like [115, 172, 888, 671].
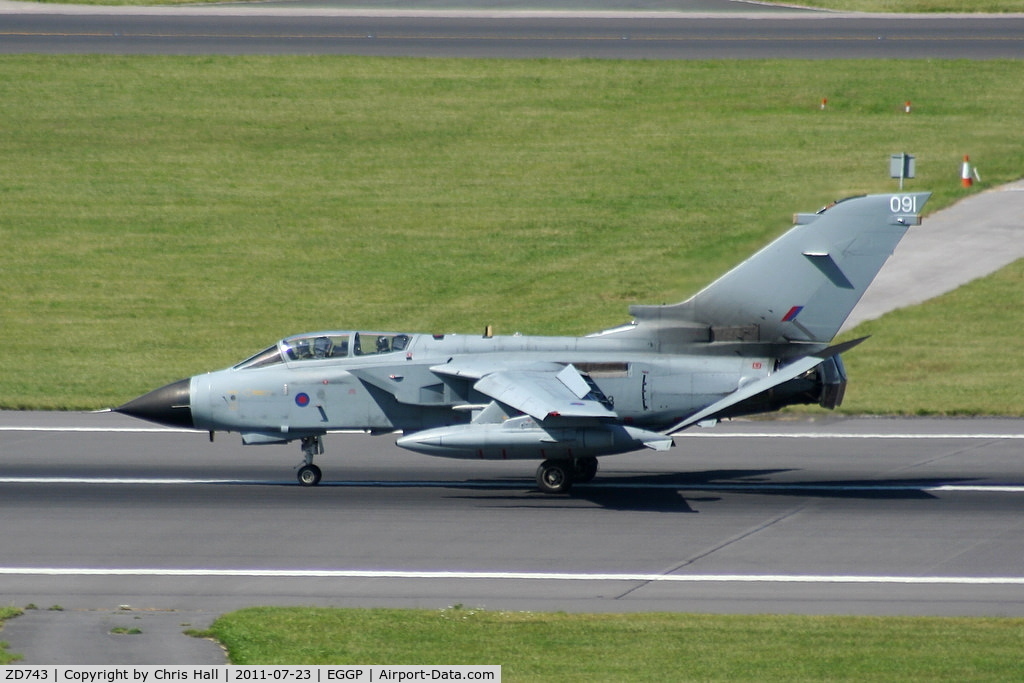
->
[115, 378, 194, 429]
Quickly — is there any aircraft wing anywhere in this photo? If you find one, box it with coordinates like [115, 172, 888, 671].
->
[433, 362, 617, 422]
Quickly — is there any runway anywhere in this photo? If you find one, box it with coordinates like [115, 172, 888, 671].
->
[2, 411, 1023, 617]
[1, 2, 1023, 58]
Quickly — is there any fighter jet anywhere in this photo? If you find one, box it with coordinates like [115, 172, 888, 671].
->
[117, 192, 929, 493]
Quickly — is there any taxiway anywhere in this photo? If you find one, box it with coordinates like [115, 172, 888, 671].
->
[1, 1, 1023, 58]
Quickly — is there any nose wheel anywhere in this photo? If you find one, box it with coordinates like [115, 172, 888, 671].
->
[297, 436, 324, 486]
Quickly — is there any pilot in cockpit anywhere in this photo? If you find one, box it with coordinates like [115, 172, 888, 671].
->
[313, 336, 332, 358]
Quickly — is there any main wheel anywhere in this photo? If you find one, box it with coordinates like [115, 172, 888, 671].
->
[297, 464, 323, 487]
[536, 459, 573, 494]
[572, 456, 599, 483]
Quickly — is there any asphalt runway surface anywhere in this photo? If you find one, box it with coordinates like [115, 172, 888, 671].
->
[3, 411, 1024, 618]
[2, 1, 1024, 58]
[3, 414, 1024, 662]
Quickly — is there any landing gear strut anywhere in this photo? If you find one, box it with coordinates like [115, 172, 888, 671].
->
[297, 435, 324, 486]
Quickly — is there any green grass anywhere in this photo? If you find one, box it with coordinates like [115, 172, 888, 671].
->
[836, 259, 1024, 415]
[0, 607, 24, 664]
[199, 606, 1024, 679]
[2, 56, 1023, 413]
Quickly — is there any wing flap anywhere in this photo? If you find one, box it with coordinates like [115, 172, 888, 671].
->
[473, 364, 617, 422]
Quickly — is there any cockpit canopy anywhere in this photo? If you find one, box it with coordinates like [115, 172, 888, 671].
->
[233, 332, 412, 370]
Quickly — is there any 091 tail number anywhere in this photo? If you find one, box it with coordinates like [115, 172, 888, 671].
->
[890, 195, 919, 213]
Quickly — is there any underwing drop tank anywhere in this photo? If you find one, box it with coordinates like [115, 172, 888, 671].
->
[396, 416, 672, 460]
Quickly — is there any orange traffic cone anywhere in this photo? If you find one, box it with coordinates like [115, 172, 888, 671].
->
[961, 155, 973, 188]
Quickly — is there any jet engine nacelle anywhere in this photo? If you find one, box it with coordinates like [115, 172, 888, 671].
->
[396, 416, 672, 460]
[718, 353, 849, 420]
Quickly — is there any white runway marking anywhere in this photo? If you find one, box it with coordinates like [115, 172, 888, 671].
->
[678, 432, 1024, 440]
[2, 476, 1023, 493]
[607, 483, 1024, 493]
[1, 566, 1022, 585]
[0, 477, 247, 485]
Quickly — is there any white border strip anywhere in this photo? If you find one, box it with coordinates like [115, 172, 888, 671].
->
[2, 477, 1022, 492]
[1, 567, 1022, 585]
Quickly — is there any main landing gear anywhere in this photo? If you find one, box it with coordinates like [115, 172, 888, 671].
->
[296, 435, 324, 486]
[535, 456, 599, 495]
[293, 437, 599, 493]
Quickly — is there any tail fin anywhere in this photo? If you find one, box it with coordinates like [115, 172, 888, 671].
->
[630, 193, 930, 345]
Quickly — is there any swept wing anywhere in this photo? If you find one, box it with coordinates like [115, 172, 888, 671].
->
[433, 361, 616, 422]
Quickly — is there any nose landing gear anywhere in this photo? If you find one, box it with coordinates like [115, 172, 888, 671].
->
[296, 435, 324, 486]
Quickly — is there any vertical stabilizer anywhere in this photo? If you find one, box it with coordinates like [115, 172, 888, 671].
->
[630, 192, 930, 344]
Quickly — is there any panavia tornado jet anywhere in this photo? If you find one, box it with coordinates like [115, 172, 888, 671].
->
[117, 192, 929, 493]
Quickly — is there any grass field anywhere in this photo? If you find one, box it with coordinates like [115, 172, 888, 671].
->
[0, 608, 23, 664]
[2, 57, 1023, 414]
[194, 606, 1024, 678]
[3, 605, 1022, 675]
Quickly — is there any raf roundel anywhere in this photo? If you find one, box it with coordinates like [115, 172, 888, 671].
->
[295, 392, 311, 408]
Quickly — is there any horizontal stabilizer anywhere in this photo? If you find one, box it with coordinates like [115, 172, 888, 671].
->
[662, 337, 865, 435]
[810, 335, 869, 358]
